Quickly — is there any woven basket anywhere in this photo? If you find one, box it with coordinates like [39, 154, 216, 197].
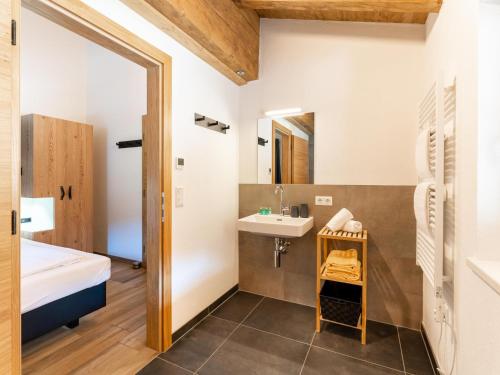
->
[320, 281, 361, 326]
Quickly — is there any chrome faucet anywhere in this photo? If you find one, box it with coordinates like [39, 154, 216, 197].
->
[274, 185, 289, 216]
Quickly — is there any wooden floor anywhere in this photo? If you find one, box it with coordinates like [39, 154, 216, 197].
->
[22, 260, 157, 375]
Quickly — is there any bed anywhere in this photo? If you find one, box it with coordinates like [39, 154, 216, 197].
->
[21, 238, 111, 343]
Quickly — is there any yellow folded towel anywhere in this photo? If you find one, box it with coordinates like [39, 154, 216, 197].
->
[327, 264, 358, 272]
[324, 249, 361, 281]
[325, 271, 361, 282]
[325, 249, 358, 267]
[324, 260, 361, 281]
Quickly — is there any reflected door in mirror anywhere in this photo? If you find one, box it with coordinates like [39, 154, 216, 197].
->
[257, 112, 314, 184]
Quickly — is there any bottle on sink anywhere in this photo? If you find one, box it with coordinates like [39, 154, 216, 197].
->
[259, 207, 272, 215]
[299, 204, 309, 218]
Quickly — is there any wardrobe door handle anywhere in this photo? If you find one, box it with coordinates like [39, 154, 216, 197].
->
[60, 186, 65, 200]
[68, 185, 72, 200]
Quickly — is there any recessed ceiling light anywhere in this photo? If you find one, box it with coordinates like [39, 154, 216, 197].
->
[236, 70, 246, 77]
[264, 108, 303, 117]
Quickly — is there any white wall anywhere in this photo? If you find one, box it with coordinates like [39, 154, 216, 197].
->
[20, 8, 88, 122]
[87, 44, 146, 261]
[82, 0, 240, 332]
[477, 2, 500, 262]
[462, 2, 500, 374]
[240, 19, 425, 185]
[422, 1, 500, 374]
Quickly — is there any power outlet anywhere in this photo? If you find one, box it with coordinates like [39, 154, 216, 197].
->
[315, 196, 332, 206]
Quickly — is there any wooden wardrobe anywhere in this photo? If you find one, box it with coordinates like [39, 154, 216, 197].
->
[21, 114, 93, 252]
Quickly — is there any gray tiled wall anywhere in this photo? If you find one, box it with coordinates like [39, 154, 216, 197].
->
[239, 184, 422, 329]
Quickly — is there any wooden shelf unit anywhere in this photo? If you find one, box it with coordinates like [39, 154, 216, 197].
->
[316, 228, 368, 344]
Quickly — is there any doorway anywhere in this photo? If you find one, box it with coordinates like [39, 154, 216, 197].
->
[21, 0, 173, 350]
[0, 0, 172, 372]
[272, 121, 292, 184]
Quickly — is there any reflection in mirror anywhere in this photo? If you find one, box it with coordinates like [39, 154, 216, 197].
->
[258, 112, 314, 184]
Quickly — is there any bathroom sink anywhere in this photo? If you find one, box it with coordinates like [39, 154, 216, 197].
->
[237, 214, 314, 238]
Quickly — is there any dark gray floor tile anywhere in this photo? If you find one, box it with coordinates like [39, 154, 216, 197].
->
[398, 327, 435, 375]
[302, 347, 403, 375]
[159, 316, 237, 371]
[172, 309, 209, 343]
[137, 358, 192, 374]
[198, 326, 309, 375]
[313, 320, 404, 371]
[211, 291, 263, 323]
[243, 297, 316, 343]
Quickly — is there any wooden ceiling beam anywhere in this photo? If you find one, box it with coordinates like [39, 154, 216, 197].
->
[255, 9, 430, 23]
[122, 0, 260, 85]
[235, 0, 442, 13]
[121, 0, 443, 84]
[285, 113, 315, 135]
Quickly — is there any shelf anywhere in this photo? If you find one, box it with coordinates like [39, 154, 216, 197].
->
[320, 263, 363, 286]
[316, 226, 368, 344]
[318, 228, 368, 242]
[320, 314, 362, 330]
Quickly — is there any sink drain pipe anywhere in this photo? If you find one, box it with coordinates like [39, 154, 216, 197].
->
[274, 238, 290, 268]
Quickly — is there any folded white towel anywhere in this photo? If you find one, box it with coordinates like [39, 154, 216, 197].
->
[414, 182, 433, 235]
[326, 208, 354, 232]
[416, 128, 433, 179]
[342, 220, 363, 233]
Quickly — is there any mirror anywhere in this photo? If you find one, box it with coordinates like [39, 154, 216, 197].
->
[257, 112, 314, 184]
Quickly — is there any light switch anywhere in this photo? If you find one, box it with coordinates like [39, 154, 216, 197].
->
[175, 187, 184, 207]
[315, 196, 332, 206]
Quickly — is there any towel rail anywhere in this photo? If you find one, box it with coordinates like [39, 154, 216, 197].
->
[416, 76, 456, 321]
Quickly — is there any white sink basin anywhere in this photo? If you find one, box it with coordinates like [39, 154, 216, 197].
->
[237, 214, 314, 238]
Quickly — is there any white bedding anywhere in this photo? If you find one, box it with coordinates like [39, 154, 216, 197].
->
[21, 239, 83, 278]
[21, 239, 111, 314]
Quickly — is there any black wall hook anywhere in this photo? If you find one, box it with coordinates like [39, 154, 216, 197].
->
[116, 140, 142, 148]
[194, 113, 230, 134]
[258, 137, 268, 146]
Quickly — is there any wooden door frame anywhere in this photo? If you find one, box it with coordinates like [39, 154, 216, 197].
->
[271, 121, 292, 184]
[15, 0, 173, 357]
[11, 1, 21, 373]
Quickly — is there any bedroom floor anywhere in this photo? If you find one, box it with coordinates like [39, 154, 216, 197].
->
[139, 291, 435, 375]
[22, 260, 155, 375]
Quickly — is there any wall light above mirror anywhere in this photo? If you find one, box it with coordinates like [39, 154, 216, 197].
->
[264, 107, 303, 117]
[257, 112, 314, 184]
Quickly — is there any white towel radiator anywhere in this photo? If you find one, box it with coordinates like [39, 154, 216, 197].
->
[416, 76, 455, 320]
